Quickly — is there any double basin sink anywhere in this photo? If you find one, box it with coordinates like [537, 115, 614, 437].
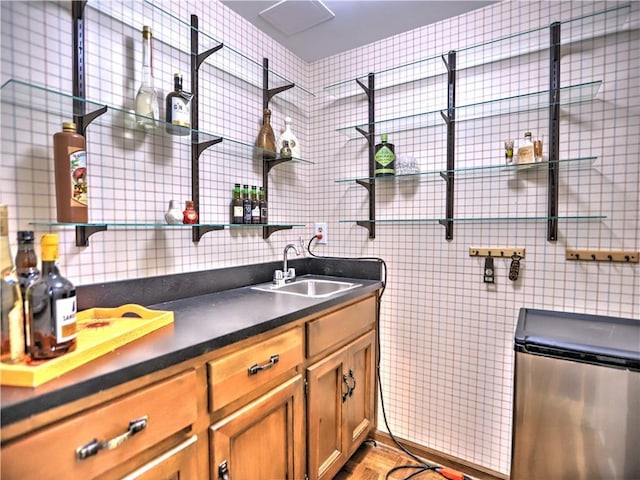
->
[252, 277, 361, 299]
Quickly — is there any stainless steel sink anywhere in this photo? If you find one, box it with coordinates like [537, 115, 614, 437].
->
[252, 278, 361, 298]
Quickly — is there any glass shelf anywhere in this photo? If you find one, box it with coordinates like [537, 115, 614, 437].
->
[336, 81, 602, 138]
[340, 215, 606, 224]
[335, 156, 598, 183]
[30, 222, 305, 229]
[324, 4, 631, 100]
[1, 79, 313, 165]
[87, 0, 314, 103]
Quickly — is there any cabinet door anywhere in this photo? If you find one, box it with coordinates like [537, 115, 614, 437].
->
[120, 436, 198, 480]
[210, 375, 304, 480]
[306, 346, 349, 480]
[344, 330, 376, 456]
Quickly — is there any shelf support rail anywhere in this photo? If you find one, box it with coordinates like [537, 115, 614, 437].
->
[354, 73, 375, 239]
[548, 23, 561, 241]
[439, 51, 456, 240]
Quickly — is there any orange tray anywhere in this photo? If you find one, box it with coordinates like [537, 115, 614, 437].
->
[0, 304, 174, 388]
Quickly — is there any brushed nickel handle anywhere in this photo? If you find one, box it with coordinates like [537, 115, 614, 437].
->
[248, 354, 279, 376]
[76, 416, 148, 460]
[347, 369, 357, 397]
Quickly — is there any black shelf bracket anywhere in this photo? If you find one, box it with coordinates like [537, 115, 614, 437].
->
[75, 224, 107, 247]
[548, 23, 561, 242]
[356, 179, 374, 192]
[192, 225, 225, 242]
[193, 136, 223, 160]
[75, 106, 108, 136]
[263, 225, 293, 239]
[195, 44, 224, 71]
[265, 156, 295, 174]
[263, 58, 294, 109]
[442, 51, 456, 240]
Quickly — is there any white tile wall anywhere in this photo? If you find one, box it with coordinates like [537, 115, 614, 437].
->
[1, 0, 638, 475]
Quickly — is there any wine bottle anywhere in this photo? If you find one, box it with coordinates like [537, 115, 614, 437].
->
[15, 230, 39, 353]
[26, 234, 77, 360]
[374, 134, 396, 176]
[135, 25, 159, 129]
[276, 117, 300, 158]
[1, 205, 25, 364]
[242, 185, 252, 224]
[256, 108, 276, 159]
[165, 73, 192, 136]
[259, 187, 268, 225]
[53, 122, 88, 223]
[231, 184, 243, 224]
[251, 186, 260, 224]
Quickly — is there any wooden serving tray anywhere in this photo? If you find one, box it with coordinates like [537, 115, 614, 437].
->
[0, 304, 174, 388]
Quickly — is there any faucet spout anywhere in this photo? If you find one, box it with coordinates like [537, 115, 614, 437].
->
[283, 243, 300, 274]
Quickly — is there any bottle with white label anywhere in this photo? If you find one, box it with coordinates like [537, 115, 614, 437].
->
[516, 131, 535, 165]
[26, 234, 77, 359]
[165, 73, 192, 136]
[276, 117, 300, 158]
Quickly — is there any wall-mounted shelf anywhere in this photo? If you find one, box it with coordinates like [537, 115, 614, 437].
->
[339, 215, 606, 226]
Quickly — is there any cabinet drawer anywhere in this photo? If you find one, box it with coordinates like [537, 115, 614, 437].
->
[1, 370, 197, 480]
[306, 296, 376, 359]
[208, 327, 303, 411]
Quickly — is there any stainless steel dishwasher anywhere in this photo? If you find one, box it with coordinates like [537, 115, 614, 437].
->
[511, 308, 640, 480]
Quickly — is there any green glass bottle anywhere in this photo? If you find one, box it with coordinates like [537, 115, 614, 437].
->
[374, 134, 395, 176]
[231, 184, 243, 224]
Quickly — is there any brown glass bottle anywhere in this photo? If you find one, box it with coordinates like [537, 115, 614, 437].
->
[26, 234, 77, 359]
[257, 108, 276, 159]
[53, 122, 88, 223]
[15, 230, 39, 353]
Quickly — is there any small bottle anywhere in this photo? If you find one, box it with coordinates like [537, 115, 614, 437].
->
[1, 205, 25, 364]
[26, 234, 77, 360]
[182, 201, 198, 224]
[251, 186, 261, 224]
[280, 140, 292, 159]
[259, 187, 268, 225]
[276, 117, 300, 158]
[257, 108, 276, 159]
[242, 185, 252, 224]
[517, 132, 534, 165]
[16, 230, 39, 354]
[164, 200, 183, 224]
[374, 134, 396, 176]
[231, 184, 243, 224]
[53, 122, 88, 223]
[534, 138, 543, 162]
[135, 25, 159, 129]
[165, 73, 192, 136]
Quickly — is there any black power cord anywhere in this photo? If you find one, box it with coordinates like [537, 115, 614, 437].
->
[306, 236, 472, 480]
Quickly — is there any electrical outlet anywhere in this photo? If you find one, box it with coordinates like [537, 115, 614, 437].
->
[314, 223, 327, 244]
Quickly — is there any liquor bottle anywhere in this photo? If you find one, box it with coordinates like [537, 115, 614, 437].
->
[53, 122, 88, 223]
[259, 187, 268, 225]
[231, 184, 243, 224]
[1, 205, 25, 364]
[26, 234, 77, 360]
[251, 186, 260, 224]
[135, 25, 159, 129]
[374, 134, 396, 176]
[242, 185, 252, 224]
[256, 108, 276, 159]
[15, 230, 39, 353]
[182, 201, 198, 224]
[165, 73, 192, 136]
[517, 131, 534, 165]
[276, 117, 300, 158]
[280, 140, 292, 159]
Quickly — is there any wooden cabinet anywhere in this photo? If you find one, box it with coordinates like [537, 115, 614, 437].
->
[120, 435, 199, 480]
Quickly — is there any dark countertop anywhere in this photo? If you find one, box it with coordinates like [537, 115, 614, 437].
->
[1, 259, 383, 427]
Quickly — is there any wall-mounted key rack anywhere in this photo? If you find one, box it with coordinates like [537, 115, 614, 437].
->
[566, 249, 639, 263]
[469, 247, 526, 258]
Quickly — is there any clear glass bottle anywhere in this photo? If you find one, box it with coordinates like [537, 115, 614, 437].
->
[280, 140, 292, 159]
[15, 230, 39, 354]
[26, 234, 77, 360]
[165, 73, 192, 136]
[135, 25, 159, 129]
[257, 108, 276, 159]
[1, 205, 25, 364]
[276, 117, 300, 158]
[517, 131, 535, 165]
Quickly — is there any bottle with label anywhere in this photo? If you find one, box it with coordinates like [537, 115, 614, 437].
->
[165, 73, 192, 136]
[256, 108, 276, 159]
[251, 186, 261, 224]
[374, 134, 396, 176]
[135, 25, 159, 129]
[15, 230, 39, 353]
[280, 140, 292, 159]
[259, 187, 268, 225]
[231, 184, 243, 224]
[1, 205, 25, 364]
[53, 122, 88, 223]
[242, 185, 252, 224]
[517, 131, 535, 165]
[164, 200, 183, 224]
[182, 200, 198, 224]
[276, 117, 300, 158]
[26, 234, 77, 360]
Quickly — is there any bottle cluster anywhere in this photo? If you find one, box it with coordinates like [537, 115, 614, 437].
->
[1, 206, 77, 365]
[231, 184, 267, 225]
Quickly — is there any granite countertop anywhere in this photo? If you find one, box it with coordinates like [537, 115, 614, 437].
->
[0, 262, 382, 427]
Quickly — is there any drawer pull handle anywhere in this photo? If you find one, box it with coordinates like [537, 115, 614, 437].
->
[347, 369, 357, 397]
[342, 374, 351, 403]
[248, 354, 279, 376]
[76, 416, 148, 460]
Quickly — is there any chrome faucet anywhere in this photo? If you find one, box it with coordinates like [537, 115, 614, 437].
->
[274, 243, 300, 285]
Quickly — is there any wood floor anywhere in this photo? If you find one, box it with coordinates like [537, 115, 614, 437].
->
[334, 441, 463, 480]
